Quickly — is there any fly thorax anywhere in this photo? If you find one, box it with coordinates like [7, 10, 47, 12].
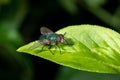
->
[47, 34, 57, 42]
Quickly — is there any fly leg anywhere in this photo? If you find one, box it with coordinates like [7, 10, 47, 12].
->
[48, 45, 54, 55]
[57, 45, 61, 54]
[40, 45, 45, 52]
[55, 43, 62, 54]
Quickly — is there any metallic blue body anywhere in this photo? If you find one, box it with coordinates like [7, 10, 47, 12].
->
[39, 33, 58, 43]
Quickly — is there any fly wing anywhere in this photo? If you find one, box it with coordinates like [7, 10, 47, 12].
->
[28, 41, 41, 50]
[40, 27, 53, 34]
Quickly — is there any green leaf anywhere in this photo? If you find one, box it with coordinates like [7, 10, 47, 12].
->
[17, 24, 120, 74]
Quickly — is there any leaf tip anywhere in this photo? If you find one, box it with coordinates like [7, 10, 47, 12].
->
[16, 47, 21, 52]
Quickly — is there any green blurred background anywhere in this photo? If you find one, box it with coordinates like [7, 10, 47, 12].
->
[0, 0, 120, 80]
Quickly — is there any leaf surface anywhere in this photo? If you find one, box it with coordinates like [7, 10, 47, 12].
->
[17, 24, 120, 74]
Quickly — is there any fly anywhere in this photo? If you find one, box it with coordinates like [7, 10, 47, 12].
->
[39, 27, 65, 54]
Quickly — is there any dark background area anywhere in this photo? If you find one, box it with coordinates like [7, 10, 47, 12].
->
[0, 0, 120, 80]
